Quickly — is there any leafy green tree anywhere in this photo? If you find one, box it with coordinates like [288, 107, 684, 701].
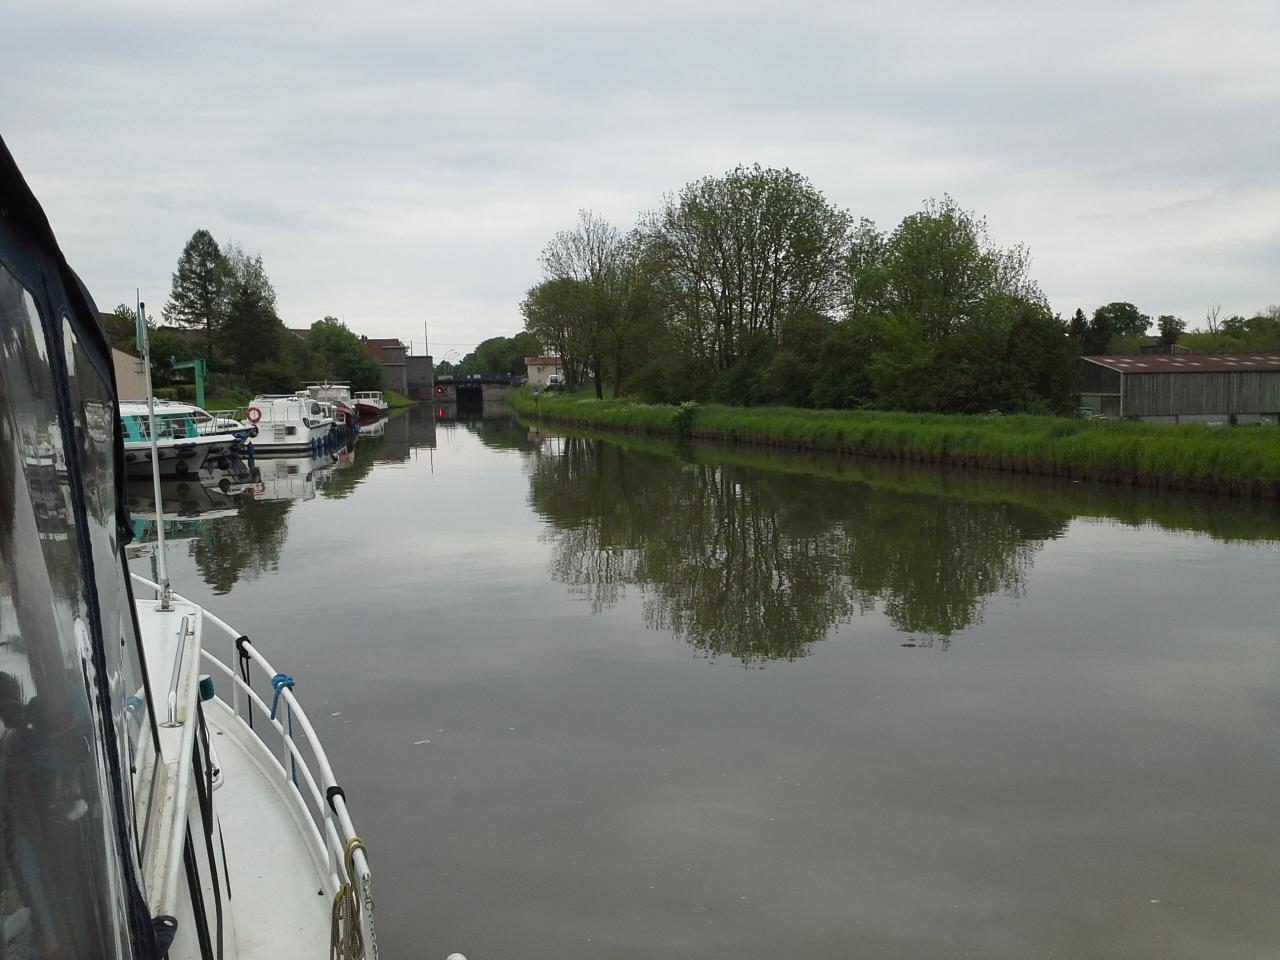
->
[459, 332, 543, 377]
[845, 196, 1067, 413]
[848, 196, 1037, 342]
[306, 317, 383, 390]
[1157, 314, 1186, 346]
[1181, 311, 1280, 353]
[521, 277, 593, 389]
[148, 325, 196, 385]
[537, 210, 625, 397]
[104, 303, 153, 353]
[218, 244, 284, 375]
[163, 229, 229, 365]
[1087, 302, 1149, 354]
[647, 165, 851, 385]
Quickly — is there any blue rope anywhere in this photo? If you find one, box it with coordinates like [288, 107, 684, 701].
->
[269, 673, 294, 720]
[271, 673, 298, 786]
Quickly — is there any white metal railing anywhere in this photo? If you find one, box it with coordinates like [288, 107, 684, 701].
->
[198, 409, 248, 435]
[131, 573, 379, 958]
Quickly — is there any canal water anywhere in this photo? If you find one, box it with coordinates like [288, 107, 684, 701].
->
[129, 406, 1280, 960]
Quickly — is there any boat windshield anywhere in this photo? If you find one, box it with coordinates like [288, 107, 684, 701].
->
[123, 411, 196, 440]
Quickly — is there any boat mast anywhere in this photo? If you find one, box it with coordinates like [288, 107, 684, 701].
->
[138, 293, 172, 610]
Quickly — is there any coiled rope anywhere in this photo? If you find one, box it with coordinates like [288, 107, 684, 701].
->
[270, 673, 297, 785]
[331, 837, 368, 960]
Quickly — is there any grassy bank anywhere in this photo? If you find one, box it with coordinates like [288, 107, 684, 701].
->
[511, 390, 1280, 499]
[384, 388, 414, 408]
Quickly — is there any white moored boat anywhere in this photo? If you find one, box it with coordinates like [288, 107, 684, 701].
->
[352, 391, 389, 418]
[244, 395, 334, 453]
[0, 134, 390, 960]
[120, 400, 253, 478]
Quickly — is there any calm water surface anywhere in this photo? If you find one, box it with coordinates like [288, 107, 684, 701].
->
[129, 406, 1280, 959]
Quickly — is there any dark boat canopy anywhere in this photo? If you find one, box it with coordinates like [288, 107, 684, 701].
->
[0, 135, 158, 958]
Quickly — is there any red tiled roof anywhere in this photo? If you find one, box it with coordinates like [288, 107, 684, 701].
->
[524, 356, 562, 365]
[1083, 353, 1280, 374]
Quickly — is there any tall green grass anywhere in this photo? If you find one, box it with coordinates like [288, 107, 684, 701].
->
[511, 389, 1280, 499]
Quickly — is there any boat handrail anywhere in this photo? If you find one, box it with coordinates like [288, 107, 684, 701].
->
[130, 573, 379, 957]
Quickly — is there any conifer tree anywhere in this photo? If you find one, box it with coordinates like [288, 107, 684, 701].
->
[163, 229, 229, 365]
[1068, 308, 1089, 350]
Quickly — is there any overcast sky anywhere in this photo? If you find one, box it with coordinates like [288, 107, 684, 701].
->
[3, 0, 1277, 357]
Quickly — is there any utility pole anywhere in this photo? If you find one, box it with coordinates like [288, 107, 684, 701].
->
[425, 319, 435, 393]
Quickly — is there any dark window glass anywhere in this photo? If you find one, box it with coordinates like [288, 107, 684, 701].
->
[0, 262, 137, 957]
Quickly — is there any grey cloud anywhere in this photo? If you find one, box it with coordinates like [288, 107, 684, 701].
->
[3, 0, 1277, 348]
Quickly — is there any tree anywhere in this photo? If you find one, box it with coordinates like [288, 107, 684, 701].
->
[219, 244, 284, 377]
[538, 210, 623, 397]
[1157, 314, 1185, 346]
[1085, 302, 1149, 355]
[521, 277, 593, 390]
[647, 165, 851, 384]
[306, 317, 383, 390]
[458, 332, 543, 377]
[845, 196, 1066, 413]
[163, 229, 229, 366]
[104, 303, 140, 352]
[148, 326, 196, 386]
[847, 196, 1038, 343]
[1067, 308, 1089, 351]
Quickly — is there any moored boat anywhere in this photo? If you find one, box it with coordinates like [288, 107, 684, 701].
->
[244, 394, 334, 453]
[120, 400, 251, 478]
[352, 390, 389, 417]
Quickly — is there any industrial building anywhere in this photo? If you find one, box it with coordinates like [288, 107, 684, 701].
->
[1078, 353, 1280, 424]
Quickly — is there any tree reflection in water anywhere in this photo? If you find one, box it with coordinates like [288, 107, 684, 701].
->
[189, 497, 292, 595]
[527, 437, 1066, 664]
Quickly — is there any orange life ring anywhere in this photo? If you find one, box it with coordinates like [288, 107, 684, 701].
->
[246, 405, 262, 424]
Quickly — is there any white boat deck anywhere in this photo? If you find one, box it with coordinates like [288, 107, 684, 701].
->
[134, 593, 336, 960]
[206, 702, 331, 959]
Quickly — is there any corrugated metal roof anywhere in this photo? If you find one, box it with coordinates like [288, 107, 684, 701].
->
[1083, 353, 1280, 374]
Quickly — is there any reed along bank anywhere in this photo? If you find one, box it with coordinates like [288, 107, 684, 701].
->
[510, 390, 1280, 499]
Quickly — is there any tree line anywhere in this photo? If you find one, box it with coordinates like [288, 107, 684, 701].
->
[435, 331, 541, 378]
[519, 165, 1277, 415]
[102, 228, 383, 399]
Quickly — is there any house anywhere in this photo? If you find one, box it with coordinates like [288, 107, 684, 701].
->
[112, 348, 147, 401]
[361, 336, 409, 395]
[1078, 353, 1280, 424]
[525, 356, 563, 387]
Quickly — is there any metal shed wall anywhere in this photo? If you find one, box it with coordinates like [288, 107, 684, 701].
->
[1123, 371, 1280, 417]
[1078, 361, 1122, 394]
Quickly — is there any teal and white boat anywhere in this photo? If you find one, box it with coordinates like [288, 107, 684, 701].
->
[119, 400, 252, 478]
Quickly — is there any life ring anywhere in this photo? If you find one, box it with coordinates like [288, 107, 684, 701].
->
[254, 482, 267, 495]
[247, 405, 262, 424]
